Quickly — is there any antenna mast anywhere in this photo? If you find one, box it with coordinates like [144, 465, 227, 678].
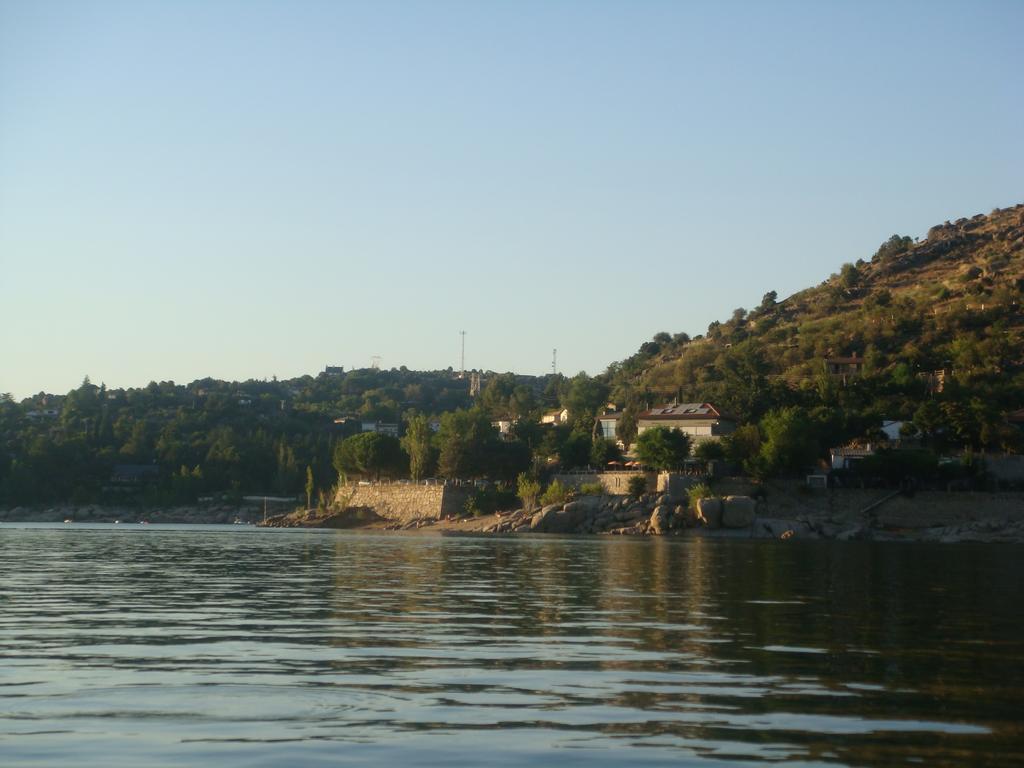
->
[552, 348, 557, 376]
[460, 330, 466, 378]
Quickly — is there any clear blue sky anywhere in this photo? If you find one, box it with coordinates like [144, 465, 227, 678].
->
[1, 0, 1021, 399]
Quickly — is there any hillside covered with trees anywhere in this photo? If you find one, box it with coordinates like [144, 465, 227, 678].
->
[602, 204, 1024, 473]
[0, 364, 613, 507]
[2, 204, 1022, 507]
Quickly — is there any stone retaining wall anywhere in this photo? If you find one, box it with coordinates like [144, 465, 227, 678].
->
[554, 471, 654, 495]
[334, 483, 470, 524]
[554, 471, 705, 496]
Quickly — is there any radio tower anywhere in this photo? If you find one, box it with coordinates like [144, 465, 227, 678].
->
[552, 348, 557, 376]
[459, 331, 466, 378]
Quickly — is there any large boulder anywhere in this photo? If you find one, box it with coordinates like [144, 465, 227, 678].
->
[530, 504, 563, 531]
[649, 505, 670, 535]
[696, 497, 722, 528]
[722, 496, 756, 528]
[548, 504, 589, 533]
[758, 518, 814, 539]
[616, 504, 647, 523]
[572, 495, 604, 512]
[531, 503, 589, 533]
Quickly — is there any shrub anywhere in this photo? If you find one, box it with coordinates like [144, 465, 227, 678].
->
[539, 479, 571, 506]
[627, 475, 648, 497]
[686, 482, 713, 509]
[872, 234, 913, 262]
[516, 472, 541, 512]
[962, 265, 982, 280]
[694, 440, 725, 462]
[465, 487, 519, 517]
[579, 481, 604, 496]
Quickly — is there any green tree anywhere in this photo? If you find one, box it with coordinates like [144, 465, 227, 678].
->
[333, 432, 405, 481]
[275, 440, 299, 494]
[627, 475, 648, 497]
[558, 432, 592, 469]
[839, 262, 861, 292]
[437, 408, 499, 479]
[758, 290, 778, 313]
[401, 412, 434, 481]
[590, 437, 623, 468]
[478, 374, 517, 419]
[562, 372, 608, 431]
[540, 479, 571, 506]
[517, 472, 541, 512]
[693, 440, 725, 462]
[756, 407, 819, 476]
[635, 427, 691, 470]
[718, 341, 771, 422]
[305, 465, 314, 509]
[872, 234, 913, 262]
[616, 404, 639, 449]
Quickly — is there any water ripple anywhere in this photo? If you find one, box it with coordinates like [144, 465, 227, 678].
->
[1, 525, 1022, 766]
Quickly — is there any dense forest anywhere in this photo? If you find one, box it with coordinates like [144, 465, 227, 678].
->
[0, 368, 585, 506]
[3, 204, 1023, 506]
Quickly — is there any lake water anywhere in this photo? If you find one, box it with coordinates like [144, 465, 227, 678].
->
[1, 524, 1022, 767]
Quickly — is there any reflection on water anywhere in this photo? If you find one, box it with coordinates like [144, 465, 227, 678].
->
[1, 525, 1022, 766]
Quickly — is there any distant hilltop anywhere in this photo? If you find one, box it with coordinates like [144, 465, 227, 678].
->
[607, 203, 1024, 418]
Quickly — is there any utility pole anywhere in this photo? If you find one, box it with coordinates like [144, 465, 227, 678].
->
[460, 330, 466, 378]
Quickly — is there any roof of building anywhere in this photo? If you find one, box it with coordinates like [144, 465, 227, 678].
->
[542, 408, 568, 418]
[831, 447, 875, 458]
[639, 403, 733, 421]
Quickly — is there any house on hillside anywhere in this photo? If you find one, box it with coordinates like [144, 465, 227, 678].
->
[540, 408, 570, 426]
[918, 367, 951, 394]
[595, 411, 621, 441]
[636, 403, 736, 446]
[830, 446, 875, 471]
[491, 418, 518, 440]
[26, 409, 60, 420]
[825, 353, 865, 385]
[361, 421, 399, 437]
[330, 416, 361, 436]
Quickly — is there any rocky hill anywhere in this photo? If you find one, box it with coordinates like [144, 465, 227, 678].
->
[607, 203, 1024, 445]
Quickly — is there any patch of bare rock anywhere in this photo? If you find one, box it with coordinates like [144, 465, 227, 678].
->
[470, 493, 768, 538]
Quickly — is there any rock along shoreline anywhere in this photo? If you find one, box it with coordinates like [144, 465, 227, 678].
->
[260, 488, 1024, 544]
